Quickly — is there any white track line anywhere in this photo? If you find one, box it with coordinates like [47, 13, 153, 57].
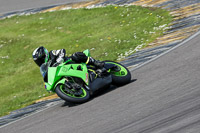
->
[129, 30, 200, 71]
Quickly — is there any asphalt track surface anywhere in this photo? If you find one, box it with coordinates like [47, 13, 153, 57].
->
[1, 31, 200, 133]
[0, 0, 87, 14]
[1, 1, 200, 132]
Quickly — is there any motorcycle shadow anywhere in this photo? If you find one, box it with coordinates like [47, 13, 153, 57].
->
[61, 101, 79, 107]
[91, 79, 137, 98]
[61, 79, 137, 107]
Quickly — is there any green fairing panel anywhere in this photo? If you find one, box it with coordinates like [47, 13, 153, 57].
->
[45, 67, 62, 91]
[48, 67, 60, 85]
[58, 64, 89, 85]
[45, 62, 89, 92]
[83, 49, 91, 57]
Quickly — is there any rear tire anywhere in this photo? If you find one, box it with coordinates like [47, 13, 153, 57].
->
[104, 61, 131, 86]
[55, 84, 90, 103]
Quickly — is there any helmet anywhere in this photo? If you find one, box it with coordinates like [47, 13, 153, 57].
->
[32, 46, 49, 67]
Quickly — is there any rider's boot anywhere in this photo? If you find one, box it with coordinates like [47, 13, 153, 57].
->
[96, 68, 107, 77]
[87, 57, 105, 69]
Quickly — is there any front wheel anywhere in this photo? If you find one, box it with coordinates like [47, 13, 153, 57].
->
[104, 61, 131, 86]
[55, 84, 90, 103]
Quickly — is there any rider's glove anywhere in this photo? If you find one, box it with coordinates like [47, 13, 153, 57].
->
[56, 57, 64, 64]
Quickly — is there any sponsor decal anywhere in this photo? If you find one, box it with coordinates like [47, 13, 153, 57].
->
[85, 73, 89, 83]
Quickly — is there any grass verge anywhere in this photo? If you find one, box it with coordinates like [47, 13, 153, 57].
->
[0, 5, 172, 116]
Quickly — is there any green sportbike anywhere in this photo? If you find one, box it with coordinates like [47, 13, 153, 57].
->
[44, 49, 131, 103]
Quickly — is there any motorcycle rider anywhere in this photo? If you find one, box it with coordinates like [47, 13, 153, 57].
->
[32, 46, 105, 81]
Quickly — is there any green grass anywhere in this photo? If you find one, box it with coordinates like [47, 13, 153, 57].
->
[0, 5, 172, 116]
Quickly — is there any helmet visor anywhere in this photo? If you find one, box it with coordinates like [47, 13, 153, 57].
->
[34, 54, 46, 67]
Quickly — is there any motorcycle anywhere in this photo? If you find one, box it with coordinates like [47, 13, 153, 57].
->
[44, 49, 131, 103]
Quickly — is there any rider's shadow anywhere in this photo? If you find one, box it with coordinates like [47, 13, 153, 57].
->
[61, 79, 137, 107]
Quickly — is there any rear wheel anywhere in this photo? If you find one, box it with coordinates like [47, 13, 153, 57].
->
[55, 84, 90, 103]
[104, 61, 131, 86]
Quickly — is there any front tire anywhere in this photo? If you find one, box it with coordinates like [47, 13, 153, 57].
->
[55, 84, 90, 103]
[104, 61, 131, 86]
